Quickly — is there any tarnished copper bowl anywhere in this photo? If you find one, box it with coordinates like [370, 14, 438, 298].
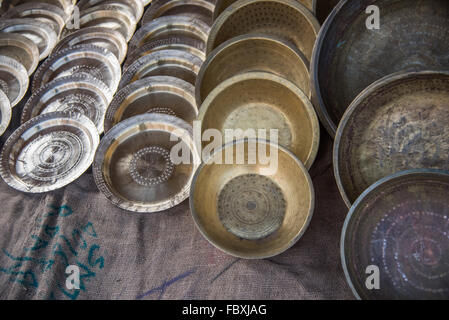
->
[32, 44, 121, 93]
[22, 74, 112, 133]
[93, 113, 200, 213]
[0, 32, 39, 76]
[119, 49, 203, 88]
[0, 111, 99, 193]
[199, 72, 319, 169]
[190, 139, 314, 259]
[141, 0, 215, 26]
[105, 76, 197, 132]
[334, 71, 449, 207]
[0, 89, 11, 136]
[53, 27, 128, 64]
[342, 169, 449, 300]
[311, 0, 449, 137]
[76, 0, 144, 21]
[207, 0, 320, 61]
[0, 55, 28, 107]
[196, 34, 310, 108]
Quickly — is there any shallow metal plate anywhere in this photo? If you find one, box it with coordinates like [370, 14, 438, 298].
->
[311, 0, 449, 137]
[198, 72, 319, 169]
[93, 113, 200, 213]
[77, 0, 144, 21]
[196, 34, 310, 108]
[7, 0, 76, 16]
[105, 76, 197, 132]
[53, 26, 128, 64]
[0, 55, 29, 107]
[22, 74, 112, 133]
[142, 0, 215, 26]
[119, 49, 203, 89]
[0, 89, 11, 136]
[32, 44, 121, 94]
[342, 169, 449, 299]
[334, 71, 449, 207]
[0, 32, 39, 76]
[0, 111, 99, 193]
[190, 139, 314, 259]
[0, 18, 58, 60]
[207, 0, 320, 61]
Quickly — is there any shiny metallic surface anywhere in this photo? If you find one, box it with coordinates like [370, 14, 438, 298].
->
[334, 71, 449, 208]
[0, 32, 39, 76]
[207, 0, 320, 61]
[0, 18, 58, 60]
[119, 49, 203, 88]
[105, 76, 197, 132]
[93, 113, 200, 213]
[32, 44, 121, 94]
[190, 139, 314, 259]
[196, 34, 310, 108]
[311, 0, 449, 137]
[21, 74, 112, 133]
[198, 72, 319, 169]
[0, 111, 99, 193]
[141, 0, 215, 26]
[341, 169, 449, 299]
[7, 0, 76, 16]
[53, 27, 128, 64]
[77, 0, 144, 21]
[0, 55, 28, 107]
[0, 89, 11, 136]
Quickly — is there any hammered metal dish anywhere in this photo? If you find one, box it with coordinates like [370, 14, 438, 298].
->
[129, 16, 210, 51]
[190, 139, 314, 259]
[141, 0, 215, 26]
[196, 34, 310, 108]
[0, 18, 58, 60]
[7, 0, 76, 16]
[32, 44, 121, 94]
[0, 32, 39, 76]
[342, 169, 449, 300]
[0, 89, 11, 136]
[105, 76, 197, 132]
[199, 72, 319, 169]
[93, 113, 200, 213]
[52, 27, 128, 64]
[311, 0, 449, 137]
[119, 49, 203, 89]
[22, 74, 112, 133]
[77, 0, 144, 21]
[207, 0, 320, 61]
[0, 55, 29, 107]
[334, 71, 449, 208]
[0, 111, 99, 193]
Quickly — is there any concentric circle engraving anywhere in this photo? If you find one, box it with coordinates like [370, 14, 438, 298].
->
[147, 107, 176, 117]
[129, 146, 174, 186]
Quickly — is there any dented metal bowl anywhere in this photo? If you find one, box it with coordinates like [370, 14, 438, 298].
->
[105, 76, 197, 132]
[207, 0, 320, 61]
[0, 89, 11, 136]
[77, 0, 144, 21]
[190, 139, 314, 259]
[93, 113, 200, 213]
[196, 34, 310, 108]
[0, 111, 99, 193]
[334, 71, 449, 207]
[342, 169, 449, 299]
[32, 44, 121, 94]
[0, 55, 29, 107]
[198, 72, 319, 169]
[0, 32, 39, 76]
[311, 0, 449, 137]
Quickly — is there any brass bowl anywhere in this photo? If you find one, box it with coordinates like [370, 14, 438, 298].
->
[196, 34, 310, 108]
[334, 71, 449, 207]
[199, 71, 319, 169]
[0, 111, 99, 193]
[0, 89, 11, 136]
[119, 49, 203, 88]
[0, 32, 39, 76]
[93, 113, 200, 213]
[311, 0, 449, 137]
[53, 27, 128, 64]
[22, 74, 112, 133]
[341, 169, 449, 299]
[141, 0, 215, 26]
[129, 16, 210, 51]
[32, 44, 121, 94]
[105, 76, 197, 132]
[0, 55, 29, 107]
[207, 0, 320, 62]
[190, 139, 314, 259]
[76, 0, 144, 21]
[7, 0, 76, 16]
